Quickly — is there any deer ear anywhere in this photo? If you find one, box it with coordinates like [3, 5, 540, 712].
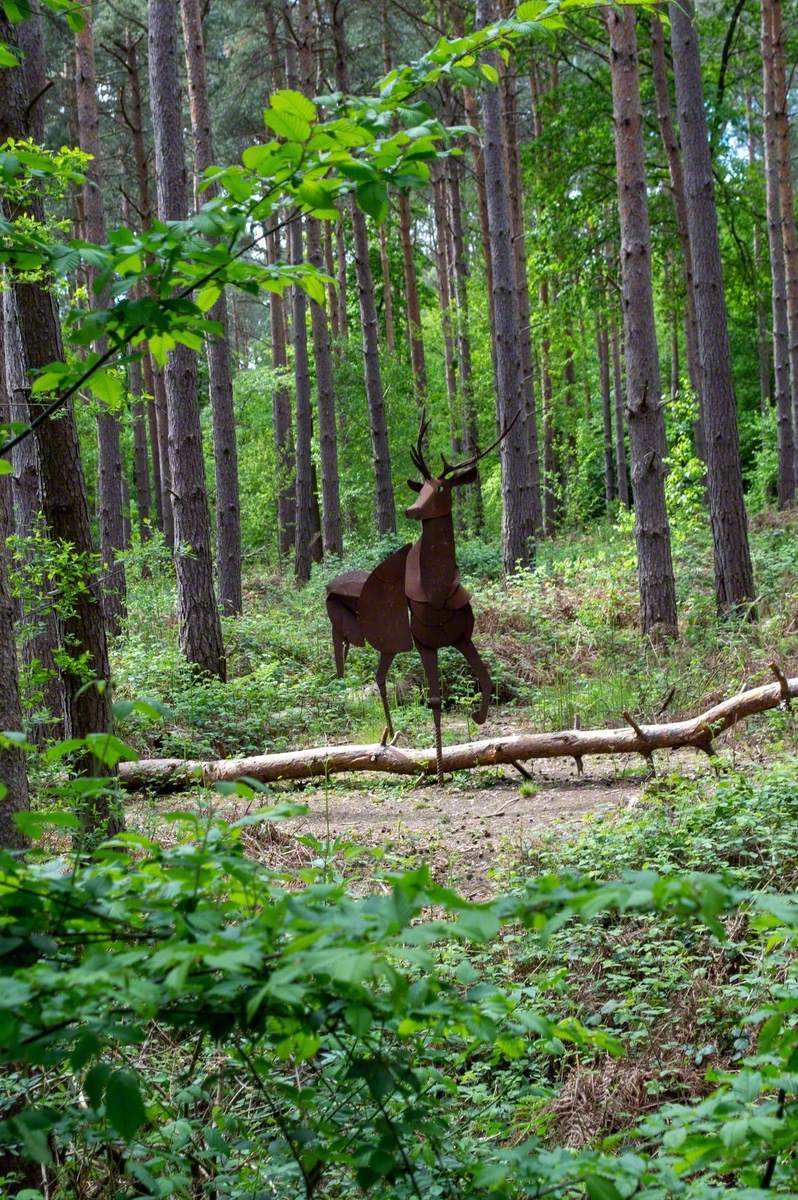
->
[451, 465, 478, 487]
[407, 478, 423, 493]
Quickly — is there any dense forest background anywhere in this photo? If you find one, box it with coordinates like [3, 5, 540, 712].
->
[1, 0, 798, 1197]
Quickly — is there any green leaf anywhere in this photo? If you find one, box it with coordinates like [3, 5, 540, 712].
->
[355, 179, 389, 224]
[0, 458, 11, 475]
[263, 107, 311, 143]
[87, 368, 123, 410]
[0, 41, 20, 66]
[271, 87, 316, 123]
[84, 733, 139, 768]
[0, 977, 32, 1008]
[105, 1069, 146, 1139]
[196, 284, 221, 313]
[585, 1177, 623, 1200]
[480, 62, 499, 85]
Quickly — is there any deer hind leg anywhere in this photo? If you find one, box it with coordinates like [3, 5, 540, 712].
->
[376, 651, 396, 745]
[332, 627, 347, 678]
[455, 637, 492, 725]
[416, 643, 444, 785]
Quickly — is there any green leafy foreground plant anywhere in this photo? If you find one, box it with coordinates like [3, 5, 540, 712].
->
[0, 763, 796, 1198]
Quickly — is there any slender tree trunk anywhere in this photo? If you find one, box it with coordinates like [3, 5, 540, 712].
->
[502, 58, 543, 535]
[0, 13, 121, 833]
[297, 0, 342, 558]
[398, 191, 427, 400]
[130, 355, 152, 540]
[767, 0, 798, 490]
[746, 91, 771, 414]
[610, 314, 631, 508]
[378, 222, 395, 353]
[2, 289, 65, 740]
[670, 0, 755, 613]
[75, 0, 127, 634]
[650, 13, 703, 426]
[266, 216, 296, 559]
[331, 1, 396, 535]
[597, 313, 616, 512]
[761, 3, 794, 504]
[539, 278, 558, 535]
[180, 0, 242, 614]
[148, 0, 226, 676]
[476, 0, 535, 572]
[324, 219, 340, 342]
[606, 5, 677, 636]
[448, 153, 483, 528]
[432, 162, 459, 429]
[334, 216, 349, 342]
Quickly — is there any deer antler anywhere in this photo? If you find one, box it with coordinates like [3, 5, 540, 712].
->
[440, 409, 520, 479]
[410, 409, 432, 480]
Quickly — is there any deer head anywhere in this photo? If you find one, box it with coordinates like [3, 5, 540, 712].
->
[405, 410, 518, 521]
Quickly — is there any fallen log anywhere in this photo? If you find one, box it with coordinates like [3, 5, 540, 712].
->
[117, 672, 797, 792]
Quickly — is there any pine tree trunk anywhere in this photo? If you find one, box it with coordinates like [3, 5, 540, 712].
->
[610, 314, 631, 508]
[606, 5, 678, 636]
[324, 219, 340, 342]
[761, 0, 794, 503]
[767, 0, 798, 491]
[297, 0, 342, 558]
[180, 0, 242, 615]
[539, 278, 558, 535]
[476, 0, 535, 572]
[597, 313, 616, 511]
[432, 162, 459, 428]
[130, 355, 152, 540]
[398, 191, 427, 400]
[266, 216, 296, 559]
[75, 0, 126, 634]
[669, 0, 755, 614]
[378, 222, 395, 354]
[2, 291, 65, 740]
[143, 351, 164, 532]
[502, 59, 543, 535]
[148, 0, 226, 676]
[746, 92, 771, 414]
[650, 13, 703, 425]
[330, 1, 396, 536]
[0, 12, 121, 832]
[335, 216, 349, 342]
[287, 206, 315, 581]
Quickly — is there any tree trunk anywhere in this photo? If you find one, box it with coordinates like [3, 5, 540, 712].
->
[0, 314, 29, 844]
[432, 162, 459, 431]
[610, 314, 631, 508]
[330, 1, 396, 536]
[669, 0, 755, 614]
[334, 216, 349, 342]
[606, 5, 677, 636]
[502, 58, 543, 535]
[148, 0, 226, 677]
[297, 0, 342, 558]
[0, 12, 121, 835]
[130, 354, 152, 540]
[2, 291, 65, 741]
[746, 91, 771, 414]
[324, 219, 340, 342]
[266, 216, 296, 559]
[767, 0, 798, 491]
[597, 313, 616, 511]
[180, 0, 242, 615]
[378, 222, 395, 353]
[398, 191, 427, 400]
[476, 0, 535, 572]
[539, 279, 558, 535]
[75, 0, 127, 635]
[650, 13, 703, 426]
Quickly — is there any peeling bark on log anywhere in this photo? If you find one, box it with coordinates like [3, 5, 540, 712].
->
[118, 677, 797, 792]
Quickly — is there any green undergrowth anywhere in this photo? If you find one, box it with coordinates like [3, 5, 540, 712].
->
[110, 513, 798, 763]
[1, 751, 797, 1197]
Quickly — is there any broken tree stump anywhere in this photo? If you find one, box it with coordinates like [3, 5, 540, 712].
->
[117, 675, 798, 793]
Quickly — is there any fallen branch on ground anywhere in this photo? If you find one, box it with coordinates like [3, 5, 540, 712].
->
[117, 673, 796, 793]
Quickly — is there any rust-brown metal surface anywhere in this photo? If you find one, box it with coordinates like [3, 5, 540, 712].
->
[325, 411, 515, 780]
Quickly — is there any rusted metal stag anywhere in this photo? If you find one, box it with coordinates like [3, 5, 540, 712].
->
[326, 412, 513, 784]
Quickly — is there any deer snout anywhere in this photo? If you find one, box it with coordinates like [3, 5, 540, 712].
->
[405, 501, 423, 520]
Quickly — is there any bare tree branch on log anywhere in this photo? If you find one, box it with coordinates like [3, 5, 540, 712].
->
[118, 675, 797, 792]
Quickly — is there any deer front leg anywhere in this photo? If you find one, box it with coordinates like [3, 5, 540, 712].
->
[417, 643, 444, 785]
[454, 637, 492, 725]
[376, 651, 396, 746]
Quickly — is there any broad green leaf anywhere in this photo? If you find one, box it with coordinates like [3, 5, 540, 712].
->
[88, 368, 123, 410]
[355, 179, 389, 224]
[263, 107, 311, 143]
[0, 458, 11, 475]
[105, 1069, 146, 1139]
[196, 283, 221, 313]
[480, 62, 499, 84]
[271, 87, 316, 123]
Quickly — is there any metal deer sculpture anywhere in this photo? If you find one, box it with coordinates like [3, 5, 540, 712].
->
[326, 412, 514, 784]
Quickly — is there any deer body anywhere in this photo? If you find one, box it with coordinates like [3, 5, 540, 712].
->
[326, 414, 508, 782]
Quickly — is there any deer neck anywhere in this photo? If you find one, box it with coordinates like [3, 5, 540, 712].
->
[418, 514, 457, 608]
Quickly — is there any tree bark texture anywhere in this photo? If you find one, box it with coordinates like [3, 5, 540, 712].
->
[148, 0, 226, 677]
[266, 217, 296, 558]
[476, 0, 535, 572]
[745, 91, 771, 414]
[398, 192, 427, 400]
[180, 0, 243, 615]
[118, 674, 798, 791]
[606, 5, 678, 636]
[75, 0, 127, 634]
[129, 355, 152, 540]
[669, 0, 755, 614]
[762, 10, 794, 503]
[610, 315, 631, 508]
[597, 314, 616, 511]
